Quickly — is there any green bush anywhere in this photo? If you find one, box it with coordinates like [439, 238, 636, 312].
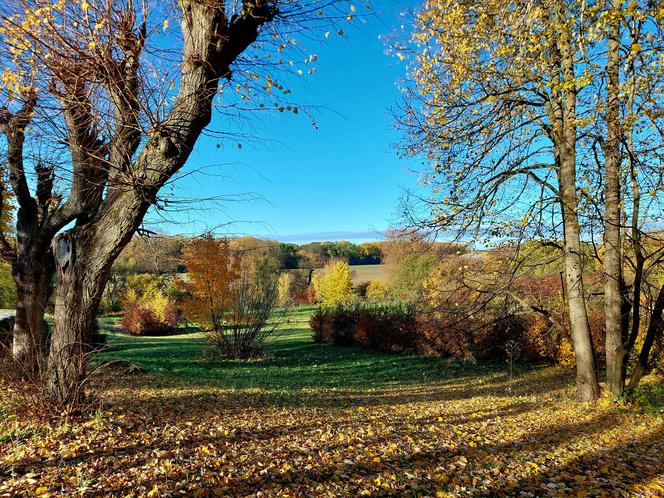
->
[390, 252, 437, 301]
[631, 383, 664, 413]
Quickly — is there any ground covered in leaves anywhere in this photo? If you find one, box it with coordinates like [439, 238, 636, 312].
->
[1, 308, 663, 497]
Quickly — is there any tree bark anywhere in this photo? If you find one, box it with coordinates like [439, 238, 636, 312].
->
[0, 94, 57, 376]
[627, 284, 664, 390]
[603, 0, 626, 395]
[557, 9, 601, 401]
[11, 245, 53, 376]
[46, 0, 275, 404]
[47, 197, 146, 403]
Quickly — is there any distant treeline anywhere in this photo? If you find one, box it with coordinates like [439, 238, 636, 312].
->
[112, 234, 468, 275]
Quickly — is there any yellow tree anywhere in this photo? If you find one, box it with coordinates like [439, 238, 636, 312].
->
[398, 0, 602, 400]
[597, 1, 664, 393]
[313, 260, 355, 307]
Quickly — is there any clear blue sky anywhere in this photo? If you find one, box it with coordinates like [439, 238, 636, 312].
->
[147, 1, 421, 244]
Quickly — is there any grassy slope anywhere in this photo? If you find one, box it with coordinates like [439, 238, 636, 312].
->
[96, 307, 494, 397]
[1, 308, 663, 496]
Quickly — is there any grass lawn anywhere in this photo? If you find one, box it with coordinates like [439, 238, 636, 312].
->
[1, 307, 663, 497]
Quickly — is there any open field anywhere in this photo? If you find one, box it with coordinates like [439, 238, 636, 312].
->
[1, 308, 663, 497]
[311, 264, 390, 285]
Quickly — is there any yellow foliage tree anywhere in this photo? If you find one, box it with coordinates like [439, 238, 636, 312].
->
[177, 237, 239, 333]
[313, 261, 355, 307]
[277, 272, 294, 307]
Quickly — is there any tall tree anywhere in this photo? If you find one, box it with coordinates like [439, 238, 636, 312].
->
[597, 1, 664, 392]
[602, 0, 626, 395]
[397, 0, 601, 400]
[0, 0, 354, 403]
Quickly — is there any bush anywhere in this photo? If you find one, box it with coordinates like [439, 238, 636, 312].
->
[120, 272, 180, 336]
[310, 302, 600, 366]
[206, 268, 285, 359]
[631, 383, 664, 412]
[311, 304, 419, 355]
[310, 305, 359, 346]
[294, 284, 317, 305]
[390, 252, 437, 301]
[121, 302, 179, 336]
[415, 312, 474, 359]
[366, 279, 390, 301]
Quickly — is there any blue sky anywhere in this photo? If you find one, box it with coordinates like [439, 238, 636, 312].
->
[147, 1, 421, 244]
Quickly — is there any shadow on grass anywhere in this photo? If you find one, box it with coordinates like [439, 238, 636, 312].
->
[98, 316, 565, 400]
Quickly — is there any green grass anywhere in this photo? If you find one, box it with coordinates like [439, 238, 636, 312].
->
[96, 306, 505, 396]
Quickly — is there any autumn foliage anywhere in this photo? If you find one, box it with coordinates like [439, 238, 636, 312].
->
[177, 237, 240, 333]
[177, 236, 284, 359]
[312, 260, 355, 307]
[119, 274, 180, 336]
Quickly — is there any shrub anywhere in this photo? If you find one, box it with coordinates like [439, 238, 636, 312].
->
[121, 302, 179, 336]
[366, 279, 390, 301]
[311, 303, 419, 355]
[119, 272, 180, 335]
[631, 383, 664, 412]
[310, 301, 599, 366]
[310, 305, 359, 346]
[356, 303, 418, 353]
[415, 312, 474, 359]
[312, 261, 355, 307]
[390, 252, 437, 301]
[206, 267, 285, 359]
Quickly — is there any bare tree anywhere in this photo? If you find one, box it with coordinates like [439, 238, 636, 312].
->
[0, 0, 354, 404]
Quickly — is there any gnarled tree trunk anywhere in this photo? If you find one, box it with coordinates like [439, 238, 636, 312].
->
[47, 195, 147, 403]
[46, 0, 275, 405]
[11, 243, 53, 376]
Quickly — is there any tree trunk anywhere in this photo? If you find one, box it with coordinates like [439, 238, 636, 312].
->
[11, 258, 52, 376]
[46, 197, 147, 404]
[557, 13, 601, 402]
[11, 225, 54, 377]
[603, 0, 626, 395]
[45, 0, 273, 405]
[627, 284, 664, 390]
[560, 167, 600, 402]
